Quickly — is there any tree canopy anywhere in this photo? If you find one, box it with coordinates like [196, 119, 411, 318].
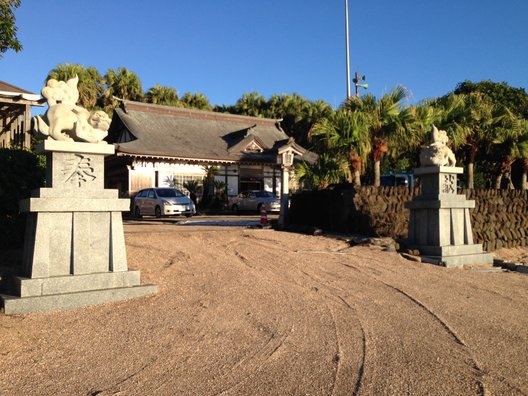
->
[0, 0, 21, 59]
[40, 62, 528, 189]
[454, 80, 528, 119]
[47, 63, 104, 110]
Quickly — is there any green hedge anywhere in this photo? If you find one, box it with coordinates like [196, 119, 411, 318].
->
[0, 148, 45, 250]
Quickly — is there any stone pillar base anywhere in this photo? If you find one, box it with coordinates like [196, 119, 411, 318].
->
[1, 284, 157, 315]
[406, 166, 493, 268]
[0, 141, 156, 314]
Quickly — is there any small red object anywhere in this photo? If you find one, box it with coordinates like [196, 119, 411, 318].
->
[260, 207, 268, 225]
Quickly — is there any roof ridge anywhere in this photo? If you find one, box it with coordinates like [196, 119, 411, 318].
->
[0, 80, 36, 95]
[122, 100, 280, 127]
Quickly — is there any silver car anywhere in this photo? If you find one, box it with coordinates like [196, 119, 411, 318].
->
[231, 190, 280, 214]
[133, 188, 196, 218]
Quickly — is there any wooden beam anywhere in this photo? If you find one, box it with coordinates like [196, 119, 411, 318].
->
[0, 96, 45, 106]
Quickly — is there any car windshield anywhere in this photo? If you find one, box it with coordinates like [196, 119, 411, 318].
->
[156, 188, 184, 198]
[255, 191, 275, 198]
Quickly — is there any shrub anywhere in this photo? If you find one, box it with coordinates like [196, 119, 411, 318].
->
[0, 148, 45, 249]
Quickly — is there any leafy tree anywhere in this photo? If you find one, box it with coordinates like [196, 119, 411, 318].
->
[47, 63, 104, 110]
[0, 148, 45, 249]
[0, 0, 22, 58]
[454, 80, 528, 119]
[343, 87, 409, 186]
[234, 92, 266, 117]
[309, 110, 370, 185]
[145, 84, 179, 106]
[519, 118, 528, 190]
[183, 180, 200, 205]
[488, 108, 528, 189]
[226, 92, 333, 146]
[295, 152, 349, 190]
[100, 67, 144, 112]
[264, 94, 334, 146]
[179, 92, 212, 111]
[200, 165, 218, 206]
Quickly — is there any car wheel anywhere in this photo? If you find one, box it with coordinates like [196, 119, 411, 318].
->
[257, 203, 263, 214]
[185, 213, 193, 218]
[155, 206, 162, 218]
[134, 206, 142, 218]
[232, 204, 239, 215]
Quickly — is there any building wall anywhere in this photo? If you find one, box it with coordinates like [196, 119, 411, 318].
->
[124, 159, 282, 198]
[0, 104, 31, 149]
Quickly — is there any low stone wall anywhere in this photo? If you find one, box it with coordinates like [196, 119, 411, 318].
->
[288, 186, 528, 251]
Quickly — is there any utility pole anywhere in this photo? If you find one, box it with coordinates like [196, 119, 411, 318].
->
[345, 0, 351, 99]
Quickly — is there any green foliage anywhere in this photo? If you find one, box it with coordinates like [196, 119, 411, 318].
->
[0, 0, 22, 58]
[145, 84, 179, 106]
[0, 148, 45, 249]
[309, 109, 370, 185]
[47, 63, 104, 110]
[100, 67, 144, 113]
[295, 153, 349, 190]
[234, 92, 266, 117]
[227, 92, 334, 146]
[454, 80, 528, 119]
[183, 179, 200, 193]
[179, 92, 212, 111]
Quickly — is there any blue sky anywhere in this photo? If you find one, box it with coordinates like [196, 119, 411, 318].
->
[1, 0, 527, 109]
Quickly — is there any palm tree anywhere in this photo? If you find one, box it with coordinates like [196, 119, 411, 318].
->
[489, 109, 528, 189]
[183, 180, 201, 205]
[434, 93, 493, 189]
[145, 84, 179, 106]
[235, 92, 266, 117]
[179, 92, 212, 111]
[295, 152, 350, 189]
[101, 67, 144, 112]
[343, 86, 408, 187]
[47, 63, 104, 110]
[518, 119, 528, 190]
[310, 110, 370, 185]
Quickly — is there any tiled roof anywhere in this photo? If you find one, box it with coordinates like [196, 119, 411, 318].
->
[0, 80, 35, 94]
[108, 100, 314, 164]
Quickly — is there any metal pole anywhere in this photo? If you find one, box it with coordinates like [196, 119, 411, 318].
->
[345, 0, 351, 99]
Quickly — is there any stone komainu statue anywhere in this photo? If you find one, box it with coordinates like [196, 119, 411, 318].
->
[419, 125, 456, 167]
[32, 75, 110, 144]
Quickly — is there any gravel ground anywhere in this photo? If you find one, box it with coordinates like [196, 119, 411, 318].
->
[1, 223, 527, 395]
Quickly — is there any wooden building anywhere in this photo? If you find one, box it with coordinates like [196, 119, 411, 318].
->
[105, 100, 312, 198]
[0, 81, 44, 149]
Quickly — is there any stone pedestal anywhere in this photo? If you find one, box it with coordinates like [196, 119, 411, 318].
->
[405, 166, 493, 268]
[1, 140, 156, 314]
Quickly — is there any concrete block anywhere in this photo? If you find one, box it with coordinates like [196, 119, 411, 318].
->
[1, 284, 157, 315]
[414, 166, 463, 176]
[407, 166, 493, 269]
[33, 188, 118, 199]
[417, 244, 484, 256]
[15, 271, 142, 297]
[19, 198, 130, 213]
[405, 197, 475, 209]
[422, 253, 493, 268]
[36, 140, 115, 156]
[6, 141, 157, 314]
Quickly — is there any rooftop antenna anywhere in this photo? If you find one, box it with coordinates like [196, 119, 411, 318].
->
[353, 71, 368, 97]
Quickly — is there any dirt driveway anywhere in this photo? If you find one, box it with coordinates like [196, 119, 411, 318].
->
[1, 222, 527, 395]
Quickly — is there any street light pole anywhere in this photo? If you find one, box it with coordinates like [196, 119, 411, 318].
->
[345, 0, 351, 99]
